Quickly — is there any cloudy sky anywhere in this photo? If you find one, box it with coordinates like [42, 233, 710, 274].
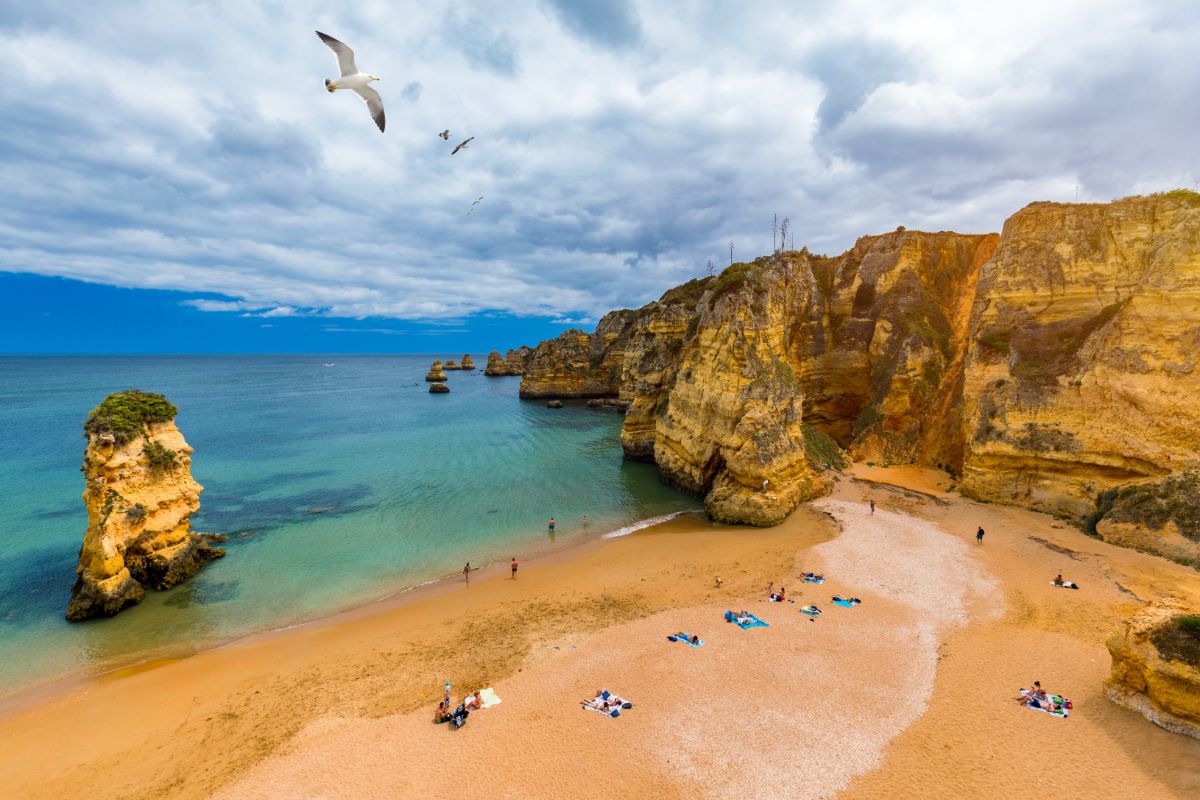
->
[1, 0, 1198, 352]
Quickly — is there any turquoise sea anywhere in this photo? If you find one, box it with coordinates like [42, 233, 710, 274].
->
[0, 355, 698, 695]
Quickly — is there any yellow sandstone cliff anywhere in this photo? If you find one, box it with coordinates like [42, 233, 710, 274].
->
[67, 391, 224, 621]
[508, 192, 1200, 554]
[1106, 603, 1200, 739]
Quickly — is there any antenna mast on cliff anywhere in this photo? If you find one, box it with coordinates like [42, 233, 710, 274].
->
[729, 240, 734, 265]
[772, 214, 778, 253]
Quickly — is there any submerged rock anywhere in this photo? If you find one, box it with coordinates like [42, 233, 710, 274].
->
[546, 399, 564, 408]
[429, 382, 450, 393]
[67, 390, 224, 621]
[1106, 603, 1200, 739]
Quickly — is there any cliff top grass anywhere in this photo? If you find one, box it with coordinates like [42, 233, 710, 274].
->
[84, 390, 177, 446]
[1150, 614, 1200, 667]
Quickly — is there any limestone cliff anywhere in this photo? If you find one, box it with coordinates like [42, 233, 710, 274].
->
[511, 192, 1200, 544]
[483, 348, 530, 376]
[960, 193, 1200, 547]
[1106, 603, 1200, 739]
[68, 391, 224, 621]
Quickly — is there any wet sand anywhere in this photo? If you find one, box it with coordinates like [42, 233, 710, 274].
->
[2, 468, 1199, 798]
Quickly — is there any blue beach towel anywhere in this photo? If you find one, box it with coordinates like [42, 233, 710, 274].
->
[832, 598, 860, 608]
[724, 610, 768, 629]
[667, 634, 705, 647]
[800, 604, 822, 616]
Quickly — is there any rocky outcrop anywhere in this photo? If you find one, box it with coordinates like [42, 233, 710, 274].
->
[460, 354, 475, 370]
[429, 382, 449, 393]
[443, 359, 461, 370]
[513, 192, 1200, 540]
[960, 194, 1200, 542]
[483, 348, 529, 376]
[1106, 603, 1200, 739]
[67, 391, 224, 621]
[425, 360, 447, 382]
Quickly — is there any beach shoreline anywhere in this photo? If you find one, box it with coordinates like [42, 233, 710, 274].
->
[2, 467, 1199, 799]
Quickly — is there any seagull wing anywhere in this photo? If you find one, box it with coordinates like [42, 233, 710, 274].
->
[451, 136, 474, 155]
[316, 31, 358, 77]
[353, 85, 386, 132]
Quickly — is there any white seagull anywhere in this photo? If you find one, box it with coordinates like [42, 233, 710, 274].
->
[316, 31, 384, 132]
[466, 196, 484, 215]
[439, 129, 450, 140]
[451, 136, 474, 155]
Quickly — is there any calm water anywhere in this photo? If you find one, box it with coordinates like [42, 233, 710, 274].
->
[0, 355, 698, 694]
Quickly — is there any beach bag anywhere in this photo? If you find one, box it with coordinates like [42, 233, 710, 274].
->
[1064, 699, 1073, 710]
[610, 708, 620, 717]
[622, 702, 633, 709]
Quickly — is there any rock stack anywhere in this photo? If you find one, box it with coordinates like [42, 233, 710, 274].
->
[484, 350, 508, 376]
[429, 382, 450, 393]
[425, 360, 447, 382]
[443, 359, 461, 370]
[67, 390, 225, 621]
[460, 353, 475, 370]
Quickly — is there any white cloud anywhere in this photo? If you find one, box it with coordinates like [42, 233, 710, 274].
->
[1, 0, 1198, 325]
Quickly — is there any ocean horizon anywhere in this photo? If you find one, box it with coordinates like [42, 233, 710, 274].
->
[0, 354, 699, 695]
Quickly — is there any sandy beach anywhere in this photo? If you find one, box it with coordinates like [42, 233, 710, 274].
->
[2, 468, 1199, 799]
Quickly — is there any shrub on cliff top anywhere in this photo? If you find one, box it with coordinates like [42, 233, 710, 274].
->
[1150, 614, 1200, 667]
[84, 390, 177, 446]
[1099, 472, 1200, 542]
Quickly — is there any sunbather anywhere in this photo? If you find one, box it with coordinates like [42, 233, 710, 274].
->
[1053, 574, 1064, 586]
[735, 610, 755, 625]
[464, 691, 482, 711]
[434, 699, 451, 723]
[768, 586, 787, 602]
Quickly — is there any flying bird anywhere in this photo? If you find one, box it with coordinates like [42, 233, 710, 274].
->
[466, 196, 485, 215]
[316, 31, 385, 132]
[439, 129, 450, 140]
[451, 136, 475, 155]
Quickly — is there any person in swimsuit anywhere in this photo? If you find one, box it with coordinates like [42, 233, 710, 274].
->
[869, 499, 875, 514]
[463, 562, 471, 585]
[976, 526, 985, 544]
[511, 557, 518, 579]
[548, 517, 556, 531]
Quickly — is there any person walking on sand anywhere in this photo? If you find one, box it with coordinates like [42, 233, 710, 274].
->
[976, 526, 985, 544]
[869, 499, 875, 515]
[511, 557, 518, 579]
[463, 562, 471, 584]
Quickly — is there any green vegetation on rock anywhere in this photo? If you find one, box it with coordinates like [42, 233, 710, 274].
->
[142, 440, 178, 472]
[803, 424, 846, 471]
[977, 326, 1013, 356]
[1150, 614, 1200, 667]
[1094, 472, 1200, 542]
[85, 390, 177, 446]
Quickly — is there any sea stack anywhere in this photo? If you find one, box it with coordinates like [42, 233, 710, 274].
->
[67, 390, 224, 621]
[460, 353, 475, 370]
[429, 382, 450, 393]
[484, 350, 508, 376]
[425, 360, 447, 382]
[443, 359, 461, 370]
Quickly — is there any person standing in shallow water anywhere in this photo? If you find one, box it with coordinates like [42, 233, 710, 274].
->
[976, 526, 985, 544]
[511, 557, 518, 579]
[548, 517, 555, 532]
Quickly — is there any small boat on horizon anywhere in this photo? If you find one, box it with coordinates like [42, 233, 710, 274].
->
[323, 362, 336, 367]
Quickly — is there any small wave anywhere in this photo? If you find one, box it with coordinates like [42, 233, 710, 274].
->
[602, 510, 695, 539]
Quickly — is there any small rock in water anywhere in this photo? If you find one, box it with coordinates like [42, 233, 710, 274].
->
[546, 399, 563, 408]
[429, 382, 450, 393]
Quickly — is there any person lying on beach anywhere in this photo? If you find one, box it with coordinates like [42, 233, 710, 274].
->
[735, 610, 756, 626]
[803, 572, 825, 581]
[1014, 681, 1042, 705]
[582, 689, 628, 711]
[464, 691, 482, 711]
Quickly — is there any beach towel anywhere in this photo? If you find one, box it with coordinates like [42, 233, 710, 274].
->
[832, 598, 860, 608]
[667, 634, 705, 647]
[1050, 581, 1080, 590]
[800, 604, 822, 616]
[803, 576, 826, 584]
[1017, 689, 1070, 718]
[725, 610, 768, 629]
[479, 687, 502, 708]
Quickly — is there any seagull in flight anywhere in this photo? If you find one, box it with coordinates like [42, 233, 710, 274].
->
[451, 136, 475, 155]
[466, 196, 485, 215]
[316, 31, 385, 132]
[439, 129, 450, 140]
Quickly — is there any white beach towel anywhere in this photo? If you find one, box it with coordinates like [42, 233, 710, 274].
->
[479, 687, 502, 709]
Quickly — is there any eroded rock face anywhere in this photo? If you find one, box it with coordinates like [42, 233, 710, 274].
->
[484, 350, 508, 376]
[961, 195, 1200, 533]
[425, 360, 448, 382]
[513, 193, 1200, 536]
[483, 348, 529, 376]
[429, 382, 450, 393]
[68, 396, 223, 621]
[443, 359, 461, 370]
[1106, 603, 1200, 739]
[460, 354, 475, 370]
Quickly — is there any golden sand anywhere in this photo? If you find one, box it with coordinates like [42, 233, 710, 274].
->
[1, 468, 1199, 799]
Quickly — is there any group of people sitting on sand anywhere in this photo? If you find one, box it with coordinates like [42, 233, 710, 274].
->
[766, 582, 792, 602]
[1014, 681, 1071, 714]
[582, 688, 632, 716]
[434, 686, 487, 728]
